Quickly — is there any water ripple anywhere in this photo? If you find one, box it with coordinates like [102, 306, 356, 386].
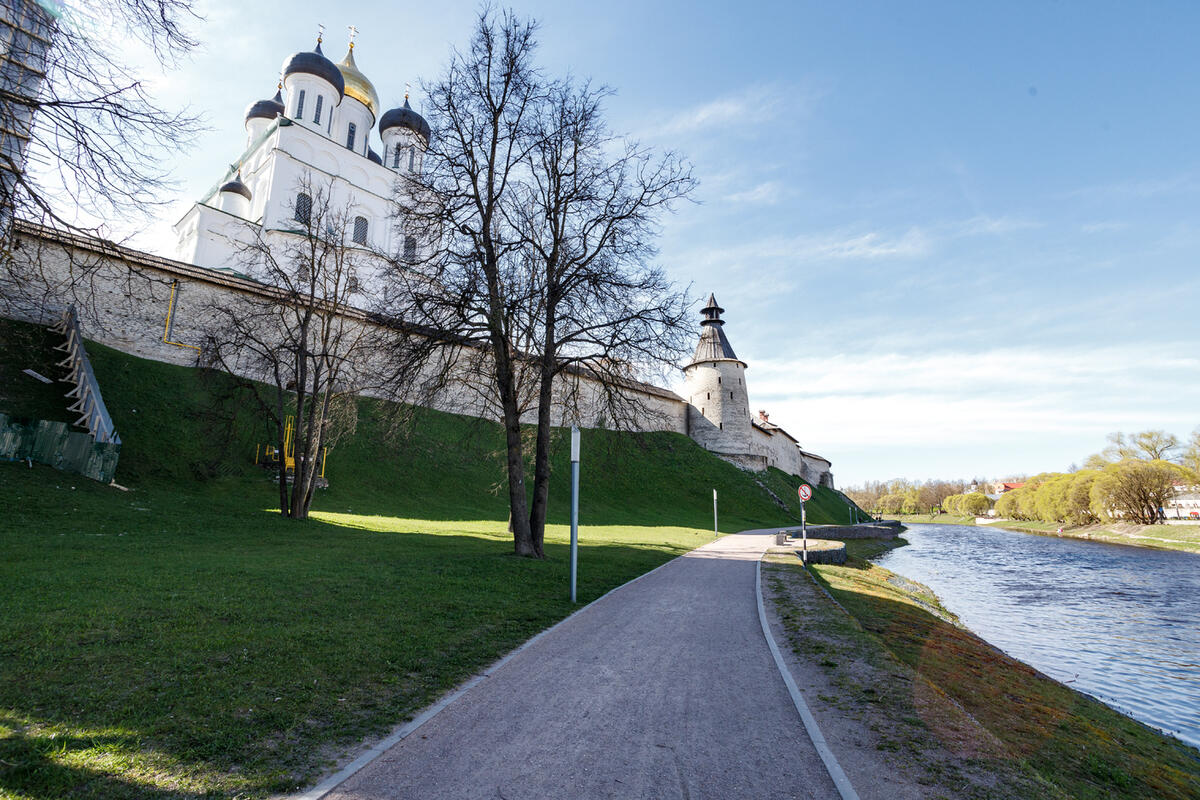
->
[875, 524, 1200, 749]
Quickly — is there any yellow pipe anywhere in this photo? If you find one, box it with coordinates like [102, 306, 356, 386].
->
[163, 281, 202, 353]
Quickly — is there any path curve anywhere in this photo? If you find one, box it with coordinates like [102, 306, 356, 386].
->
[318, 531, 842, 799]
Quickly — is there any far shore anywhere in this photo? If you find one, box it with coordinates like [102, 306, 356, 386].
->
[889, 514, 1200, 555]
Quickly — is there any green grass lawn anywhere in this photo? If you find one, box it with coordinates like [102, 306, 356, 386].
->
[0, 318, 866, 798]
[892, 513, 979, 526]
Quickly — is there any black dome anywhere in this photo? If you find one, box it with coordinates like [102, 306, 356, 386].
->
[244, 88, 284, 124]
[282, 41, 345, 98]
[367, 147, 382, 165]
[219, 175, 252, 201]
[379, 98, 430, 142]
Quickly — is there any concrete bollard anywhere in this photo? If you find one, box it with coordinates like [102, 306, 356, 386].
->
[775, 532, 788, 546]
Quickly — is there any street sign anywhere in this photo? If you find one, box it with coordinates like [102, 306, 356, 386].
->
[798, 484, 813, 501]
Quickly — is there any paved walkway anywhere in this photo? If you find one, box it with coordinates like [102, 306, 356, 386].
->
[323, 531, 841, 799]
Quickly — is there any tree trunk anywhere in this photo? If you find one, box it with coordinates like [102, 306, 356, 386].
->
[494, 341, 538, 557]
[527, 316, 557, 555]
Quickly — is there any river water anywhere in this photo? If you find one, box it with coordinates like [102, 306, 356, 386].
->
[873, 524, 1200, 749]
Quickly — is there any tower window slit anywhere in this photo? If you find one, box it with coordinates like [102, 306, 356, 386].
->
[314, 94, 323, 124]
[408, 147, 415, 171]
[392, 147, 401, 169]
[296, 89, 306, 119]
[346, 122, 356, 151]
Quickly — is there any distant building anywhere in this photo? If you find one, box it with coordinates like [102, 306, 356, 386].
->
[0, 0, 59, 231]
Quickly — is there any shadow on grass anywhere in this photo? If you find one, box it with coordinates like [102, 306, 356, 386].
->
[0, 717, 208, 800]
[0, 485, 704, 799]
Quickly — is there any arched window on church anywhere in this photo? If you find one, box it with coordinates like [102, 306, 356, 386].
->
[314, 95, 324, 125]
[296, 89, 306, 119]
[352, 216, 368, 245]
[294, 193, 312, 226]
[392, 147, 401, 169]
[403, 235, 418, 262]
[346, 122, 356, 151]
[408, 147, 415, 171]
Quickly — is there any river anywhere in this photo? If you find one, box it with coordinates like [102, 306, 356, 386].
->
[873, 523, 1200, 749]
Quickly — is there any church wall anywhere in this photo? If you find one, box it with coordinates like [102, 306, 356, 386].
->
[1, 226, 689, 439]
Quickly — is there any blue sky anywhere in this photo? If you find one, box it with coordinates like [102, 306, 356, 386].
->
[119, 1, 1200, 486]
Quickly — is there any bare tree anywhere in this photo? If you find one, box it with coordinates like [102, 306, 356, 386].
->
[397, 9, 547, 556]
[0, 0, 200, 238]
[0, 0, 202, 323]
[202, 177, 419, 520]
[396, 9, 694, 557]
[515, 79, 694, 555]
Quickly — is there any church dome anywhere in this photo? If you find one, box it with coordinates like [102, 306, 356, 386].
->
[379, 98, 431, 142]
[367, 147, 382, 165]
[219, 173, 252, 201]
[281, 40, 345, 98]
[337, 46, 380, 119]
[244, 87, 284, 125]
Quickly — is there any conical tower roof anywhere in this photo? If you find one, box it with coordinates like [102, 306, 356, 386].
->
[688, 294, 741, 365]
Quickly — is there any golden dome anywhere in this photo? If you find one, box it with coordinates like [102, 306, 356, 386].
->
[337, 45, 380, 119]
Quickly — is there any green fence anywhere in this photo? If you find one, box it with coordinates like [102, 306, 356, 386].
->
[0, 412, 121, 483]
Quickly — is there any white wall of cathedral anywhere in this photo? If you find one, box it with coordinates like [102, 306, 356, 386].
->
[381, 126, 424, 174]
[331, 95, 374, 158]
[282, 73, 337, 137]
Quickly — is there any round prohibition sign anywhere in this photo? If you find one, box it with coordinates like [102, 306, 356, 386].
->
[798, 484, 813, 502]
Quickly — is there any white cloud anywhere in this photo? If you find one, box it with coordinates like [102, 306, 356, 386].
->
[685, 227, 931, 272]
[726, 180, 786, 206]
[644, 84, 821, 139]
[740, 346, 1200, 459]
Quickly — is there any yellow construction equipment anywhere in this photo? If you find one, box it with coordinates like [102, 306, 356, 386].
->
[255, 415, 326, 478]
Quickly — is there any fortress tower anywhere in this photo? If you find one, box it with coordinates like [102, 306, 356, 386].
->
[682, 295, 755, 462]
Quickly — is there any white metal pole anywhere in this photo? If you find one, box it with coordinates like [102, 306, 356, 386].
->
[801, 500, 808, 564]
[713, 488, 718, 538]
[570, 426, 580, 603]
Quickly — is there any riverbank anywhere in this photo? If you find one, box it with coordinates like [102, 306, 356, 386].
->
[895, 514, 1200, 554]
[764, 539, 1200, 799]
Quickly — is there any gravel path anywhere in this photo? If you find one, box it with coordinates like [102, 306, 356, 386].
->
[320, 531, 841, 799]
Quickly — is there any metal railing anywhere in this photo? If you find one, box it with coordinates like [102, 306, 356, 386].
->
[52, 305, 120, 444]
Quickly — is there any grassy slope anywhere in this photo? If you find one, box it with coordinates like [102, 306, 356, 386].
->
[804, 541, 1200, 800]
[0, 319, 864, 798]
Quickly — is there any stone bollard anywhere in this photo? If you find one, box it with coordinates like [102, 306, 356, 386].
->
[775, 531, 788, 546]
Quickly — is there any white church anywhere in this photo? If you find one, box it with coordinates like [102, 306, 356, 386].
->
[172, 31, 428, 299]
[165, 32, 834, 488]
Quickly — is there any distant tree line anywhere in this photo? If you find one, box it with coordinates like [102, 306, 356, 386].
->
[843, 478, 991, 517]
[995, 429, 1199, 526]
[845, 428, 1200, 526]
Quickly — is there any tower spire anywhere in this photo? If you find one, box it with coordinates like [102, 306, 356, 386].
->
[700, 293, 725, 327]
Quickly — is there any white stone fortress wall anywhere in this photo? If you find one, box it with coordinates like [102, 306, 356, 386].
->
[0, 223, 689, 434]
[0, 224, 832, 486]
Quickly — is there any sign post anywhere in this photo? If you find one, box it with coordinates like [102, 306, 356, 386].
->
[570, 426, 580, 603]
[713, 489, 718, 538]
[798, 484, 813, 563]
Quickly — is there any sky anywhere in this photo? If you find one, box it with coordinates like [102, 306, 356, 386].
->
[104, 0, 1200, 486]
